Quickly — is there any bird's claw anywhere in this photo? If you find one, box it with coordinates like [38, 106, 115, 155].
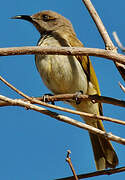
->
[75, 90, 83, 104]
[42, 93, 55, 105]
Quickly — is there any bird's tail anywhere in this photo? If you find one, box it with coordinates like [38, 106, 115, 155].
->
[87, 119, 118, 170]
[71, 98, 118, 170]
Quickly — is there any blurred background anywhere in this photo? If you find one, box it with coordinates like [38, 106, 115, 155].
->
[0, 0, 125, 179]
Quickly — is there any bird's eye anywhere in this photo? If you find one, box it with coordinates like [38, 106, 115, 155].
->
[42, 14, 55, 22]
[42, 14, 50, 21]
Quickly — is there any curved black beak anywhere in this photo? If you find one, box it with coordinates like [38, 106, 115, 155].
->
[11, 14, 44, 35]
[11, 15, 32, 22]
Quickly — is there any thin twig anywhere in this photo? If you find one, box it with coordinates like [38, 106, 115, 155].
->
[55, 166, 125, 180]
[0, 93, 125, 107]
[119, 82, 125, 93]
[113, 32, 125, 51]
[1, 93, 125, 108]
[0, 75, 31, 99]
[0, 95, 125, 145]
[66, 150, 78, 180]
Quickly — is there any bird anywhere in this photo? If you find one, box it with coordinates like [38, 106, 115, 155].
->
[12, 10, 118, 170]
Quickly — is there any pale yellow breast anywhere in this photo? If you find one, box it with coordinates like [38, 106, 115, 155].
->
[35, 36, 88, 94]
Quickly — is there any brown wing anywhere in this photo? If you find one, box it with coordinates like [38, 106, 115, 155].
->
[68, 34, 103, 115]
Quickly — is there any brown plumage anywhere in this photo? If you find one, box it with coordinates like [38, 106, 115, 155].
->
[12, 10, 118, 170]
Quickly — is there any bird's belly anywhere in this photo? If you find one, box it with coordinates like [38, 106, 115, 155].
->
[35, 54, 88, 95]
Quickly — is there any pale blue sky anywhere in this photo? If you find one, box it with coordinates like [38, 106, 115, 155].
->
[1, 0, 125, 179]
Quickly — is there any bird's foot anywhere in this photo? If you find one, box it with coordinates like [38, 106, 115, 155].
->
[75, 90, 83, 104]
[42, 93, 55, 105]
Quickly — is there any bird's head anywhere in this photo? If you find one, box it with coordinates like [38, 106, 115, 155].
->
[11, 10, 75, 36]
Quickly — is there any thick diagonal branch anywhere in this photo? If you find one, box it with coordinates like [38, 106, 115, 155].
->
[82, 0, 125, 81]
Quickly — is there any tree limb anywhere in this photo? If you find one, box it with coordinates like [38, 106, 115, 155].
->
[1, 93, 125, 109]
[0, 95, 125, 145]
[82, 0, 125, 81]
[1, 75, 125, 126]
[0, 46, 125, 64]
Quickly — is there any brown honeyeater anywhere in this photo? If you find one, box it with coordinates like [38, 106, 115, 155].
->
[12, 10, 118, 170]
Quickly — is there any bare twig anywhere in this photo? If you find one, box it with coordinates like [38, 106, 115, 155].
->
[0, 46, 125, 64]
[0, 95, 125, 145]
[66, 150, 78, 180]
[113, 32, 125, 51]
[1, 93, 125, 108]
[119, 82, 125, 93]
[0, 75, 31, 99]
[56, 166, 125, 180]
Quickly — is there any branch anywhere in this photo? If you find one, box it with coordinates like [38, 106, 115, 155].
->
[119, 82, 125, 93]
[113, 31, 125, 51]
[0, 46, 125, 64]
[56, 166, 125, 180]
[82, 0, 125, 81]
[66, 150, 78, 180]
[0, 95, 125, 145]
[1, 95, 125, 126]
[82, 0, 115, 50]
[1, 75, 125, 126]
[1, 93, 125, 108]
[0, 75, 30, 99]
